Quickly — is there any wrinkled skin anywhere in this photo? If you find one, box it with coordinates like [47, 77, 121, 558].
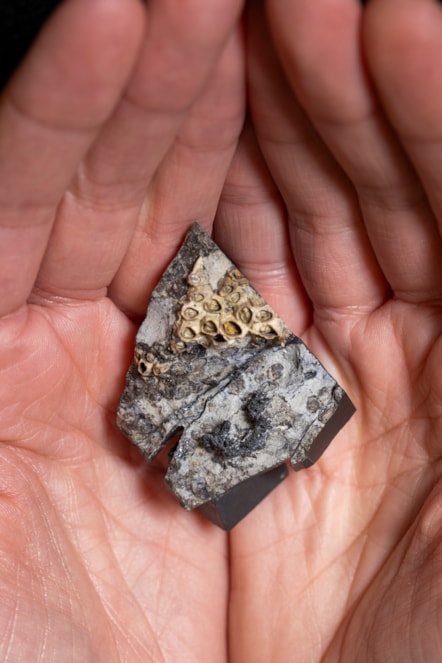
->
[0, 1, 441, 661]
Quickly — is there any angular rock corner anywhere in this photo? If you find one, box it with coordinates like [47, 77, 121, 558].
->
[117, 224, 355, 530]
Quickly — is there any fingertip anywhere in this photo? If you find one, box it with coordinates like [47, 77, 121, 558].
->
[0, 0, 63, 89]
[363, 0, 442, 137]
[5, 0, 147, 130]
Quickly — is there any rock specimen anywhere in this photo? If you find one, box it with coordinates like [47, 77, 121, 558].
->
[117, 224, 355, 529]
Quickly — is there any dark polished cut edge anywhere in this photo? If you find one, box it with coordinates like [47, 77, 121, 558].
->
[198, 464, 289, 530]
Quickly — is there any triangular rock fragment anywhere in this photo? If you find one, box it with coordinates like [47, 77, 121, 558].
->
[117, 224, 355, 529]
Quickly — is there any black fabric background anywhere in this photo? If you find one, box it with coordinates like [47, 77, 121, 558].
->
[0, 0, 63, 88]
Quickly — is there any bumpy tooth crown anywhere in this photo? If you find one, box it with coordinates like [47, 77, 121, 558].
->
[173, 258, 291, 349]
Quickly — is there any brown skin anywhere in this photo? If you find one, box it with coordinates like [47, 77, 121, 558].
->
[0, 0, 441, 661]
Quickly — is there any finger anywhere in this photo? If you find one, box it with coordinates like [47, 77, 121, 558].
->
[266, 0, 442, 304]
[248, 4, 388, 324]
[0, 0, 145, 317]
[364, 0, 442, 243]
[215, 122, 312, 335]
[109, 26, 246, 318]
[33, 0, 245, 310]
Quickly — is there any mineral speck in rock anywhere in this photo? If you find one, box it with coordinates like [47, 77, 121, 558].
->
[117, 223, 355, 530]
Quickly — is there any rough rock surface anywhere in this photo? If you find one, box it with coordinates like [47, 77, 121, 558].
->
[117, 224, 355, 522]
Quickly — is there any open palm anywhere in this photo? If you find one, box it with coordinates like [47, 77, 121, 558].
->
[1, 1, 441, 662]
[221, 1, 442, 661]
[0, 0, 244, 660]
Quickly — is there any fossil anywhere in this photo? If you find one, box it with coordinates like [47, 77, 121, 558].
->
[117, 224, 355, 529]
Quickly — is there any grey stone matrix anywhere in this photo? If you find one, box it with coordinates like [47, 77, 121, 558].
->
[117, 224, 355, 527]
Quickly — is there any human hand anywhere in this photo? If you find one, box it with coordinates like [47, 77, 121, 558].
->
[0, 0, 245, 659]
[214, 0, 442, 660]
